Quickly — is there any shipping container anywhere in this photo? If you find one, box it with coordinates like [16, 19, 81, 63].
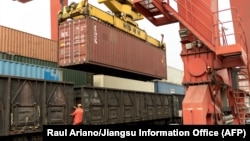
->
[58, 17, 167, 81]
[154, 81, 185, 95]
[0, 52, 58, 67]
[165, 66, 184, 85]
[63, 68, 93, 86]
[0, 59, 62, 81]
[0, 75, 74, 136]
[0, 52, 94, 85]
[93, 74, 154, 92]
[0, 25, 58, 62]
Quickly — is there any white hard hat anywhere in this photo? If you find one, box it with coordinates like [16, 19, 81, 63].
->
[77, 104, 82, 107]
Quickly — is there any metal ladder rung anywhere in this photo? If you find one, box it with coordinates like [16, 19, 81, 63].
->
[233, 92, 246, 124]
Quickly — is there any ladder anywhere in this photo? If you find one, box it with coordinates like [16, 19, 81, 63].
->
[233, 92, 246, 125]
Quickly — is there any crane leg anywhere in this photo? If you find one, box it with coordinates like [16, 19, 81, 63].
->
[182, 85, 223, 125]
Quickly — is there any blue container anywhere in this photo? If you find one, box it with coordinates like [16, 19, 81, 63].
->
[0, 59, 62, 81]
[154, 81, 185, 95]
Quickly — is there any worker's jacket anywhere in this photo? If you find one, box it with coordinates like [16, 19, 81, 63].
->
[70, 107, 84, 125]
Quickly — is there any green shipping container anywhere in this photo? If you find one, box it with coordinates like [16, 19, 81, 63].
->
[0, 52, 57, 67]
[62, 68, 93, 86]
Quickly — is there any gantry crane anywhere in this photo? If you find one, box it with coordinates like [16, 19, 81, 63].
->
[133, 0, 250, 125]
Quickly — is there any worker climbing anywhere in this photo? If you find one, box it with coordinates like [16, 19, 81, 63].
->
[70, 103, 84, 125]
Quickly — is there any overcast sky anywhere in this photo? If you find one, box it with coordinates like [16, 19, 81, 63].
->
[0, 0, 231, 71]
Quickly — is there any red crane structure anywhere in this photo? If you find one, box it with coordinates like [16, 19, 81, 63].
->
[133, 0, 250, 125]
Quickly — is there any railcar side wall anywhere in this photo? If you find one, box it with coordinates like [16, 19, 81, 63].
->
[73, 86, 183, 125]
[0, 75, 74, 136]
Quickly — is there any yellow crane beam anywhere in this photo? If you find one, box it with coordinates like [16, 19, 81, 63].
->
[58, 0, 165, 49]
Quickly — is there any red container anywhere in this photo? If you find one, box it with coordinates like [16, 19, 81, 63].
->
[58, 17, 167, 81]
[0, 26, 58, 62]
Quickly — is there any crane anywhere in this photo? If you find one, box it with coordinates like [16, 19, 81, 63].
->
[133, 0, 250, 125]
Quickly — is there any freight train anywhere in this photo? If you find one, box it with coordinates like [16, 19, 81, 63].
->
[0, 75, 184, 141]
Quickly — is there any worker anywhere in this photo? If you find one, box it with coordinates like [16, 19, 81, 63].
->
[70, 103, 84, 125]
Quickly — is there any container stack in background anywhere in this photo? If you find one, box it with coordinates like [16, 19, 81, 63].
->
[93, 65, 185, 95]
[0, 25, 93, 86]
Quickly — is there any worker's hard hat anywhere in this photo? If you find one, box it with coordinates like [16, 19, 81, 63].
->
[77, 104, 82, 107]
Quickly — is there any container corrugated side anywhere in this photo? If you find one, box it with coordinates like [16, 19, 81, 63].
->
[0, 52, 93, 85]
[58, 17, 167, 81]
[154, 81, 185, 95]
[0, 52, 58, 67]
[93, 74, 155, 92]
[0, 59, 62, 81]
[62, 68, 93, 86]
[165, 66, 184, 85]
[0, 26, 58, 62]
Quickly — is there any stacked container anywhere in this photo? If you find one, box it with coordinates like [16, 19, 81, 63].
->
[0, 26, 93, 85]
